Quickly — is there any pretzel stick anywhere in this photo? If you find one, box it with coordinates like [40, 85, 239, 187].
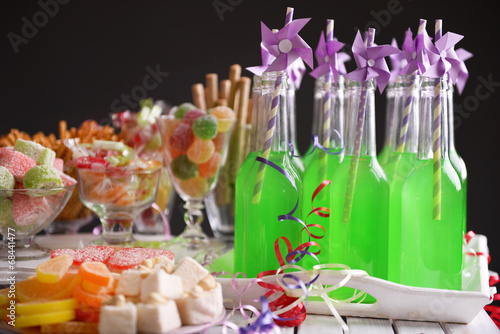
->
[191, 83, 207, 110]
[206, 73, 219, 109]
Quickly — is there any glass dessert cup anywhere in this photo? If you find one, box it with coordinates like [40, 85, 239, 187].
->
[0, 185, 75, 260]
[75, 165, 162, 245]
[157, 114, 235, 255]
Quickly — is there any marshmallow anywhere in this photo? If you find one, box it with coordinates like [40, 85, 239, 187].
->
[137, 294, 182, 333]
[176, 282, 223, 325]
[173, 257, 210, 292]
[115, 269, 145, 297]
[98, 297, 137, 334]
[140, 268, 183, 301]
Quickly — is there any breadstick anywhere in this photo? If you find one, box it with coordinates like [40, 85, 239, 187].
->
[228, 64, 241, 111]
[191, 83, 207, 110]
[206, 73, 219, 109]
[59, 121, 67, 140]
[219, 79, 231, 100]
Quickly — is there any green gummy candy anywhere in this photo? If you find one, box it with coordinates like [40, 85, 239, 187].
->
[0, 166, 15, 197]
[14, 138, 56, 165]
[174, 103, 196, 119]
[192, 115, 218, 140]
[170, 154, 198, 180]
[0, 197, 14, 227]
[38, 147, 56, 166]
[23, 165, 63, 191]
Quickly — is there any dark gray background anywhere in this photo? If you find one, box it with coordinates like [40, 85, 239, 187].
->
[1, 1, 498, 277]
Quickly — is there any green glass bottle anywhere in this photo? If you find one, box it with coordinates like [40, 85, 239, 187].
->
[288, 81, 305, 178]
[383, 74, 421, 283]
[235, 71, 303, 278]
[302, 74, 344, 269]
[330, 78, 389, 280]
[400, 76, 464, 290]
[303, 78, 325, 169]
[234, 75, 262, 273]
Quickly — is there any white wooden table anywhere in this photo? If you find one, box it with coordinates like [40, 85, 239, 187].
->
[2, 234, 498, 334]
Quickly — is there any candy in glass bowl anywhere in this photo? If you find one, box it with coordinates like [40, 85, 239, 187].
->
[68, 140, 162, 245]
[158, 103, 235, 253]
[0, 141, 76, 260]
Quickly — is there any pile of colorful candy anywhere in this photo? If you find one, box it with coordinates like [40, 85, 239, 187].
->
[0, 139, 76, 232]
[0, 246, 223, 333]
[161, 103, 235, 199]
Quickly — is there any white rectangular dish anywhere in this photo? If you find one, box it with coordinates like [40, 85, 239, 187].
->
[217, 234, 495, 323]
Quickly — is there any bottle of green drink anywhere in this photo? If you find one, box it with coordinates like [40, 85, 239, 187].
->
[383, 74, 421, 283]
[330, 78, 389, 280]
[302, 74, 344, 269]
[234, 75, 263, 273]
[234, 71, 303, 278]
[400, 76, 464, 290]
[447, 84, 467, 234]
[378, 81, 396, 167]
[303, 78, 324, 168]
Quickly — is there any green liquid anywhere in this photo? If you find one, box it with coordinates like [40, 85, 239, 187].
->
[301, 149, 342, 269]
[401, 158, 464, 290]
[234, 151, 258, 273]
[330, 155, 389, 279]
[378, 144, 391, 167]
[382, 152, 417, 283]
[234, 151, 303, 278]
[450, 148, 467, 234]
[302, 143, 315, 169]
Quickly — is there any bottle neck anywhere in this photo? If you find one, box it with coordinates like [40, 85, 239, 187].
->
[383, 82, 395, 147]
[287, 83, 298, 147]
[345, 79, 377, 156]
[249, 75, 262, 153]
[447, 83, 457, 151]
[392, 74, 421, 153]
[418, 76, 450, 160]
[260, 71, 290, 154]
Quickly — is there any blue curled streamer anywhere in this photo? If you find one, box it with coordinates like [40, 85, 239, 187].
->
[288, 132, 344, 159]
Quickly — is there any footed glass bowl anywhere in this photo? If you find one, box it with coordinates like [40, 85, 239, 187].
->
[0, 185, 76, 260]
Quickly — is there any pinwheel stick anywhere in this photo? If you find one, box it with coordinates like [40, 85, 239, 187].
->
[342, 29, 375, 224]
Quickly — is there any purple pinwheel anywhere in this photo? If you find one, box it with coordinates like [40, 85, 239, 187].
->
[388, 37, 405, 82]
[310, 30, 346, 84]
[260, 19, 314, 73]
[399, 27, 430, 76]
[421, 30, 463, 81]
[454, 48, 473, 94]
[345, 30, 401, 93]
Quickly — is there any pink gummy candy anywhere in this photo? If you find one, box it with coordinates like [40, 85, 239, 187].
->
[0, 150, 36, 181]
[169, 123, 195, 152]
[58, 172, 77, 187]
[51, 248, 78, 259]
[107, 247, 174, 271]
[0, 147, 13, 160]
[53, 158, 64, 173]
[182, 109, 206, 126]
[12, 191, 52, 226]
[72, 245, 116, 265]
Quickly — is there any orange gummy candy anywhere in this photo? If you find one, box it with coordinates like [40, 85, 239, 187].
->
[73, 285, 111, 309]
[78, 262, 111, 286]
[16, 274, 81, 303]
[36, 254, 74, 283]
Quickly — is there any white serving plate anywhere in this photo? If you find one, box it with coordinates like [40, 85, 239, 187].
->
[217, 234, 495, 324]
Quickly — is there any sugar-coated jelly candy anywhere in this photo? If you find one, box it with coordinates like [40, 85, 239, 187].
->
[0, 149, 36, 181]
[212, 133, 226, 152]
[174, 103, 196, 119]
[0, 165, 15, 194]
[169, 123, 195, 152]
[182, 109, 206, 125]
[23, 165, 63, 190]
[210, 106, 236, 133]
[177, 176, 208, 199]
[187, 138, 215, 164]
[12, 192, 52, 226]
[192, 115, 218, 140]
[198, 152, 221, 178]
[170, 154, 198, 180]
[14, 138, 56, 166]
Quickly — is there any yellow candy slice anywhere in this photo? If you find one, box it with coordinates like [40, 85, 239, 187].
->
[16, 298, 77, 315]
[0, 293, 6, 306]
[36, 254, 74, 283]
[15, 309, 75, 328]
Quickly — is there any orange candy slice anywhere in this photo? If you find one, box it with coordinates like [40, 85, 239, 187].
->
[73, 285, 111, 309]
[16, 274, 81, 303]
[36, 254, 74, 283]
[78, 262, 111, 287]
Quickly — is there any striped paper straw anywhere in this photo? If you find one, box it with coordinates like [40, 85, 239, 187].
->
[342, 28, 376, 224]
[432, 19, 443, 220]
[252, 8, 294, 204]
[318, 20, 334, 179]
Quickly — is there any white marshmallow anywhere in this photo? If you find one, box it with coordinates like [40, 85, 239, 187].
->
[176, 283, 223, 325]
[115, 269, 144, 297]
[137, 300, 182, 333]
[98, 302, 137, 334]
[140, 269, 184, 301]
[173, 257, 209, 292]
